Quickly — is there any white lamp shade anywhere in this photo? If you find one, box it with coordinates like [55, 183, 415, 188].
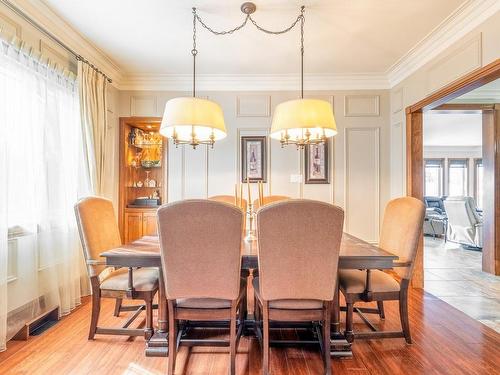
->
[160, 97, 227, 141]
[270, 99, 337, 140]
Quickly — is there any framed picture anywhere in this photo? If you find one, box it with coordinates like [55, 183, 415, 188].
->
[305, 142, 329, 184]
[241, 136, 267, 182]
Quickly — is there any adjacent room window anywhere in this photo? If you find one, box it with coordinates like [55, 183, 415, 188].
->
[424, 159, 444, 196]
[448, 159, 468, 196]
[475, 159, 483, 209]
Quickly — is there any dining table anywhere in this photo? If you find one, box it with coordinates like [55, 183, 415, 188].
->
[100, 233, 398, 357]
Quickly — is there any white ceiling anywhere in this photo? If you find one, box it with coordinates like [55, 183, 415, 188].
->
[42, 0, 466, 76]
[424, 112, 482, 147]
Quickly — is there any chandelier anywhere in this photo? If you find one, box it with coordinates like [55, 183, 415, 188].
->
[161, 3, 336, 149]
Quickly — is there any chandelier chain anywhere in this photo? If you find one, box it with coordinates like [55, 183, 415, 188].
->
[193, 8, 304, 36]
[195, 13, 250, 35]
[192, 7, 197, 97]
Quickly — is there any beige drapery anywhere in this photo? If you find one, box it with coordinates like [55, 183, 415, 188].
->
[78, 61, 108, 196]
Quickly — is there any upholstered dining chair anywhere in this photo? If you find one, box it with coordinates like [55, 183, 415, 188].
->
[74, 197, 159, 340]
[254, 200, 344, 375]
[209, 195, 248, 230]
[253, 195, 290, 210]
[339, 197, 425, 344]
[157, 200, 245, 375]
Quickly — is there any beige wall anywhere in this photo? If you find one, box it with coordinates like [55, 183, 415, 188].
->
[389, 12, 500, 198]
[118, 90, 391, 243]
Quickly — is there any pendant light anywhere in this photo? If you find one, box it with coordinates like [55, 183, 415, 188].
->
[160, 9, 227, 149]
[270, 7, 337, 149]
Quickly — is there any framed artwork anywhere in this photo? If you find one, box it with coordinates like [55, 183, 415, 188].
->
[305, 142, 329, 184]
[241, 136, 267, 182]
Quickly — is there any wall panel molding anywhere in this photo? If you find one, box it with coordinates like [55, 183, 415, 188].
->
[344, 95, 380, 117]
[344, 127, 380, 243]
[0, 13, 22, 39]
[426, 33, 482, 94]
[130, 96, 157, 116]
[39, 40, 74, 70]
[387, 0, 498, 86]
[391, 88, 404, 113]
[236, 95, 271, 117]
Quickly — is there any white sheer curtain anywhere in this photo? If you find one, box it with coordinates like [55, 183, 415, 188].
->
[0, 40, 90, 351]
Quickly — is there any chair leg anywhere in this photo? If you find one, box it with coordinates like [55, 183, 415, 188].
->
[345, 302, 354, 343]
[88, 289, 101, 340]
[323, 303, 332, 375]
[229, 304, 237, 375]
[377, 301, 385, 320]
[262, 301, 270, 375]
[113, 298, 122, 317]
[145, 297, 154, 340]
[399, 292, 412, 344]
[168, 301, 177, 375]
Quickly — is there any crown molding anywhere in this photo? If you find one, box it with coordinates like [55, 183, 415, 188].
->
[118, 73, 390, 91]
[386, 0, 500, 87]
[5, 0, 123, 84]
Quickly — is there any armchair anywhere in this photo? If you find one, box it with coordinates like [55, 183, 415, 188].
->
[443, 196, 483, 248]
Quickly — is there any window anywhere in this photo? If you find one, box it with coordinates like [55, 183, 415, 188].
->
[424, 159, 444, 196]
[448, 159, 468, 196]
[475, 159, 483, 209]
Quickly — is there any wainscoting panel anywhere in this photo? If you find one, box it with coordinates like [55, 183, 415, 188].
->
[391, 88, 404, 114]
[130, 96, 157, 117]
[183, 145, 208, 199]
[344, 95, 380, 117]
[0, 13, 22, 39]
[7, 239, 18, 283]
[427, 33, 482, 94]
[304, 94, 334, 109]
[236, 95, 271, 117]
[344, 127, 380, 243]
[167, 144, 184, 202]
[39, 40, 74, 71]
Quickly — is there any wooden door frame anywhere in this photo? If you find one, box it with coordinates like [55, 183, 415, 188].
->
[406, 59, 500, 288]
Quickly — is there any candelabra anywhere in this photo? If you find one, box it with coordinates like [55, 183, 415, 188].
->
[244, 201, 257, 242]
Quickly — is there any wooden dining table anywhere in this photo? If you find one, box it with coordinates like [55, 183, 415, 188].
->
[101, 233, 398, 357]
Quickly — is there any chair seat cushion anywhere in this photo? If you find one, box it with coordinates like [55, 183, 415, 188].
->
[100, 267, 159, 292]
[252, 277, 324, 310]
[339, 269, 400, 294]
[174, 278, 247, 309]
[176, 298, 232, 309]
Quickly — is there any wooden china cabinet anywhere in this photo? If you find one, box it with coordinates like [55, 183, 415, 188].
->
[118, 117, 167, 243]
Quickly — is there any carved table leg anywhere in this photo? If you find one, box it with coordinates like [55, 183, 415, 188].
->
[145, 267, 169, 357]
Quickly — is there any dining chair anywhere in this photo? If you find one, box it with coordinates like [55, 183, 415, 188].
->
[254, 200, 344, 375]
[157, 199, 245, 375]
[339, 196, 425, 344]
[74, 196, 159, 340]
[209, 195, 248, 231]
[253, 195, 290, 210]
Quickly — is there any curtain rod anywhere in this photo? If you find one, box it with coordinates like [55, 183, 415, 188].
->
[1, 0, 112, 83]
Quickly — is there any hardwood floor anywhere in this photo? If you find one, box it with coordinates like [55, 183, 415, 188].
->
[1, 288, 499, 375]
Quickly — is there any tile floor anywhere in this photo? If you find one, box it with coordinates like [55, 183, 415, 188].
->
[424, 236, 500, 333]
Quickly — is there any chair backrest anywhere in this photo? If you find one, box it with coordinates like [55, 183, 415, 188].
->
[424, 196, 445, 214]
[256, 200, 344, 302]
[208, 195, 248, 213]
[74, 196, 122, 278]
[443, 196, 481, 227]
[253, 195, 290, 210]
[379, 197, 425, 280]
[157, 199, 243, 300]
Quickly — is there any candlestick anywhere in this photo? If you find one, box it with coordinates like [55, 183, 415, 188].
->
[247, 176, 251, 203]
[234, 184, 238, 206]
[258, 181, 263, 207]
[239, 183, 243, 209]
